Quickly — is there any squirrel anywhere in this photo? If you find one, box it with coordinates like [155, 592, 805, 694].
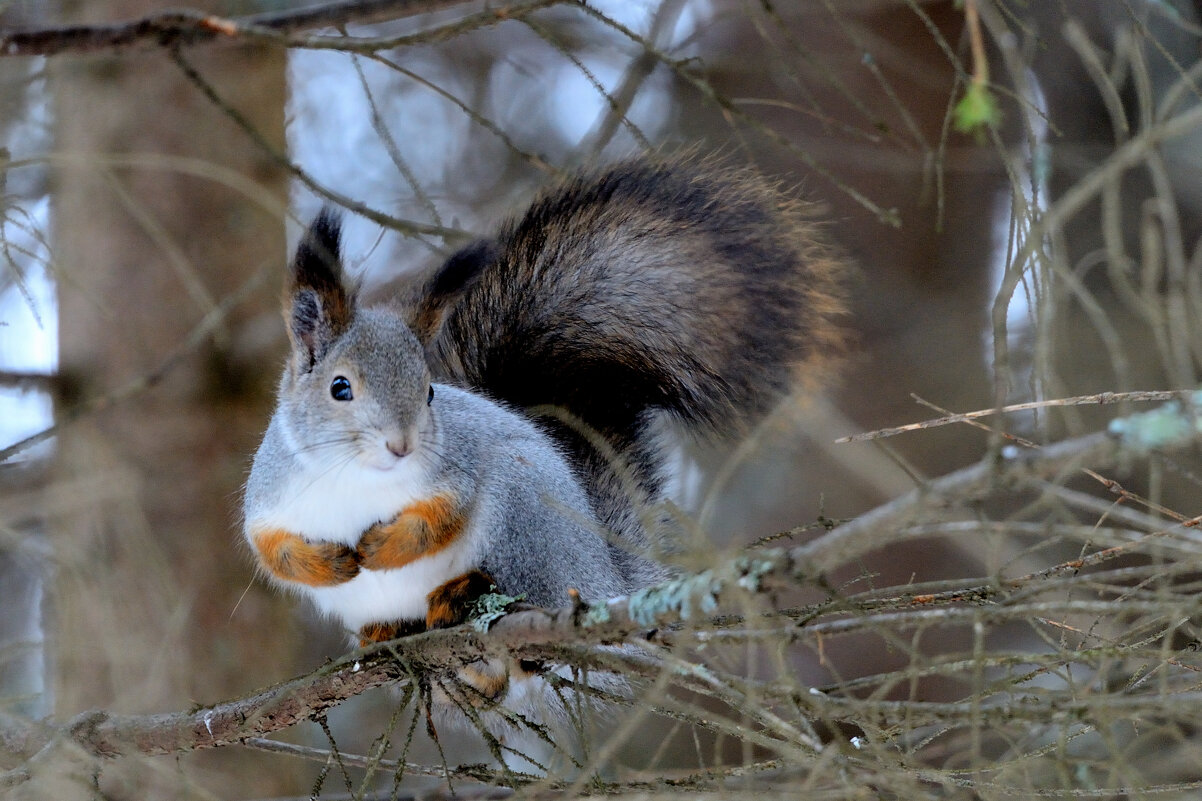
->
[242, 154, 847, 706]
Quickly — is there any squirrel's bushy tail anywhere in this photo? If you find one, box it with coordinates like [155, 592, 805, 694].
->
[422, 156, 848, 573]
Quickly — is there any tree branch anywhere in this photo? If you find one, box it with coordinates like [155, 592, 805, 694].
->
[0, 370, 56, 392]
[0, 0, 564, 58]
[1, 654, 407, 761]
[793, 430, 1117, 576]
[0, 421, 1178, 780]
[0, 553, 783, 768]
[835, 390, 1197, 443]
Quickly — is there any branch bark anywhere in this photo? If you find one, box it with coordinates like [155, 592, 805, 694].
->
[2, 654, 407, 761]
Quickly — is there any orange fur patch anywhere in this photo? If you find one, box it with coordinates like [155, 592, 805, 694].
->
[457, 660, 510, 703]
[356, 494, 465, 571]
[251, 528, 360, 587]
[359, 621, 399, 646]
[425, 570, 494, 630]
[358, 619, 425, 647]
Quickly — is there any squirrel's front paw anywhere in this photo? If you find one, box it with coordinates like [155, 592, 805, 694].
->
[356, 521, 405, 571]
[426, 570, 495, 629]
[318, 543, 362, 582]
[358, 618, 426, 647]
[356, 496, 464, 571]
[251, 528, 361, 587]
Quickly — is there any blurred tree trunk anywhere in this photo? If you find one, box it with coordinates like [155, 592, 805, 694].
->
[48, 0, 298, 795]
[0, 2, 50, 722]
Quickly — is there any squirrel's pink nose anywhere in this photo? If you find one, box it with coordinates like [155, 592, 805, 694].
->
[386, 438, 411, 458]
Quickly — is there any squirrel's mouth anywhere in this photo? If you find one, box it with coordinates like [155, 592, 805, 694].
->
[362, 449, 406, 471]
[361, 433, 419, 472]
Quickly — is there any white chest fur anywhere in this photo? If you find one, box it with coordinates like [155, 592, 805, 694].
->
[307, 539, 477, 631]
[246, 443, 480, 631]
[253, 453, 430, 545]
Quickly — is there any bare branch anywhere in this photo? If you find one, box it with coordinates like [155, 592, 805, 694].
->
[1, 655, 405, 761]
[0, 0, 564, 58]
[240, 736, 516, 784]
[167, 47, 472, 241]
[0, 370, 55, 392]
[798, 430, 1117, 575]
[0, 414, 1166, 774]
[0, 260, 272, 465]
[836, 390, 1196, 444]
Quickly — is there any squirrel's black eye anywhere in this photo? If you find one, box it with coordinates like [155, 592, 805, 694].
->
[330, 376, 353, 401]
[427, 384, 434, 406]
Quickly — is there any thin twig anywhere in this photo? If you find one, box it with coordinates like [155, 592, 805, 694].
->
[799, 431, 1116, 575]
[910, 393, 1040, 449]
[0, 262, 271, 464]
[240, 737, 516, 784]
[168, 47, 468, 242]
[836, 390, 1193, 444]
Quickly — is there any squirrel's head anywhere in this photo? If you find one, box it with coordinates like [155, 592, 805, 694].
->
[278, 209, 472, 472]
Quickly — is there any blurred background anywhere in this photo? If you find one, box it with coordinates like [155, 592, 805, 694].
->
[4, 0, 1202, 797]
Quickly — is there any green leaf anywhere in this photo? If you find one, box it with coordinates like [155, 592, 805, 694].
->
[954, 83, 1001, 137]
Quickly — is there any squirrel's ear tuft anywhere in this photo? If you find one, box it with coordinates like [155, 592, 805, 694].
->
[411, 238, 496, 345]
[287, 207, 354, 370]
